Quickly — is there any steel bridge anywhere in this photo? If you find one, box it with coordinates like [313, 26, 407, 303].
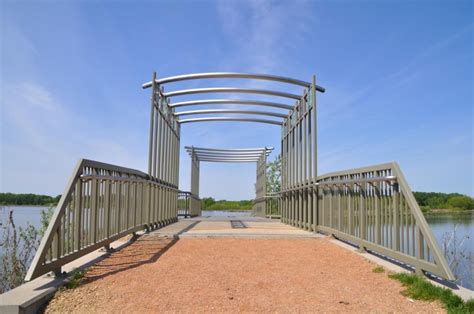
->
[24, 72, 454, 284]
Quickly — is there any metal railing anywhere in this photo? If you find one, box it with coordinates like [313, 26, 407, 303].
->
[265, 193, 281, 218]
[178, 191, 191, 217]
[281, 162, 455, 281]
[177, 191, 201, 217]
[26, 159, 179, 281]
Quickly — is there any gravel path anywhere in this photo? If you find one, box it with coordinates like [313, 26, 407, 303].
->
[46, 236, 443, 313]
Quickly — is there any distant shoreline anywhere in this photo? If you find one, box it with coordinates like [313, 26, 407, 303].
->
[0, 204, 54, 208]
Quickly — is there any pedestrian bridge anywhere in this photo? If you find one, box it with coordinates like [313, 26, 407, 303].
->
[1, 72, 459, 312]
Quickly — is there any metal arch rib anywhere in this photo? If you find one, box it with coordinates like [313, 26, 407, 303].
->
[196, 156, 262, 160]
[188, 152, 270, 158]
[169, 99, 293, 110]
[198, 159, 260, 163]
[174, 109, 288, 119]
[142, 72, 325, 91]
[178, 117, 282, 126]
[192, 154, 266, 159]
[163, 88, 301, 100]
[185, 146, 273, 152]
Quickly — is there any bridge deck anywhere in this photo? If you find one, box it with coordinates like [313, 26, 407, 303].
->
[152, 216, 321, 238]
[44, 227, 444, 313]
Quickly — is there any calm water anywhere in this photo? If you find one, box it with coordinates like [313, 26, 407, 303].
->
[1, 207, 472, 289]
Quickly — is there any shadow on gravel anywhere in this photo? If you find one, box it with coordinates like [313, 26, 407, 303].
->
[80, 236, 178, 284]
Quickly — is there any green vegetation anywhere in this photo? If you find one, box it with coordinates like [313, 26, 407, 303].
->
[65, 268, 87, 289]
[201, 197, 252, 211]
[372, 266, 385, 273]
[266, 154, 281, 193]
[389, 273, 474, 313]
[0, 193, 61, 206]
[0, 206, 54, 293]
[413, 192, 474, 212]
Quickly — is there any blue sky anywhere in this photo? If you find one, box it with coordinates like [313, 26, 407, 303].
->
[1, 0, 472, 200]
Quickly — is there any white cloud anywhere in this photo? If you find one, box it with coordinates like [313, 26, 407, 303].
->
[0, 82, 146, 195]
[216, 0, 314, 74]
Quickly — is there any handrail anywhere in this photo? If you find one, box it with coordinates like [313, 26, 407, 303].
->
[26, 159, 180, 281]
[280, 162, 455, 281]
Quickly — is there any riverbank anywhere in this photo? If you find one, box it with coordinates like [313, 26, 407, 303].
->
[423, 209, 474, 214]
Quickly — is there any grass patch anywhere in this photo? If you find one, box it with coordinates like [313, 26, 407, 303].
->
[373, 266, 385, 273]
[65, 268, 87, 289]
[389, 273, 474, 313]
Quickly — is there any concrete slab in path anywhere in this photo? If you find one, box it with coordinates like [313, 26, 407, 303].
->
[150, 216, 323, 239]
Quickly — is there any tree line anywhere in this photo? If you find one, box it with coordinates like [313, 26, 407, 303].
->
[201, 197, 253, 210]
[413, 192, 473, 211]
[0, 193, 61, 206]
[1, 191, 472, 211]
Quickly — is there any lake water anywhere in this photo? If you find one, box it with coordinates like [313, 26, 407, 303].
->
[1, 206, 472, 289]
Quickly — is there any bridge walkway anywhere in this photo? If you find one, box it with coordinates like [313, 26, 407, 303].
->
[42, 215, 445, 313]
[152, 215, 321, 238]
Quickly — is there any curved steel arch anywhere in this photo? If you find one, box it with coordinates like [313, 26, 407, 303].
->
[190, 154, 269, 159]
[188, 151, 269, 156]
[188, 152, 270, 157]
[163, 87, 301, 100]
[169, 99, 293, 110]
[197, 156, 262, 160]
[185, 146, 273, 152]
[198, 159, 260, 163]
[178, 117, 282, 126]
[142, 72, 326, 92]
[174, 109, 288, 119]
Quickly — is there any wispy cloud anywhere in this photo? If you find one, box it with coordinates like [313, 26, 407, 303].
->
[1, 82, 146, 194]
[216, 0, 314, 75]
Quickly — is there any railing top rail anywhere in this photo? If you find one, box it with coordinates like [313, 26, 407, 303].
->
[316, 162, 397, 180]
[141, 72, 325, 92]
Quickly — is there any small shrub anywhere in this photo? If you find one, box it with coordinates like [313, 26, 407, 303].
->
[373, 266, 385, 273]
[65, 268, 87, 289]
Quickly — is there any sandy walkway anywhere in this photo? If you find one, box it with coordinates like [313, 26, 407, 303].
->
[46, 236, 443, 313]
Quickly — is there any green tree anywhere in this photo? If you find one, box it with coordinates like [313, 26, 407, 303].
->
[201, 197, 216, 209]
[266, 154, 281, 193]
[447, 195, 474, 210]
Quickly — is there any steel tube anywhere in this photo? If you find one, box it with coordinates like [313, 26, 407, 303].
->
[184, 146, 273, 152]
[163, 88, 301, 100]
[189, 153, 268, 158]
[142, 72, 326, 92]
[198, 159, 260, 163]
[149, 72, 309, 87]
[174, 109, 288, 119]
[196, 156, 262, 160]
[178, 117, 282, 126]
[169, 99, 293, 110]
